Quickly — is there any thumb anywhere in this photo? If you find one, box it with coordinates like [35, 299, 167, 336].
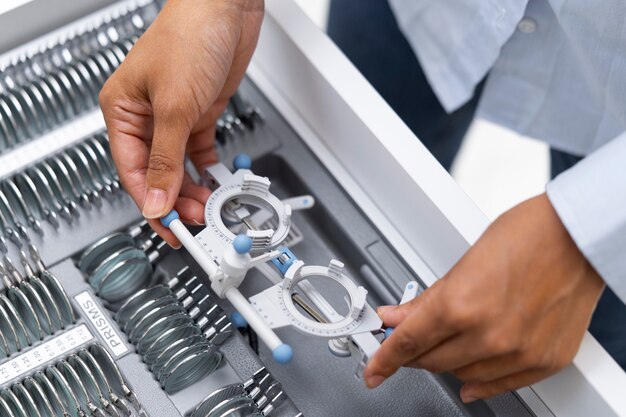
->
[378, 295, 422, 328]
[378, 279, 445, 327]
[142, 108, 190, 219]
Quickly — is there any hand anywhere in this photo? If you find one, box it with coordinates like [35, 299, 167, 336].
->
[364, 193, 605, 402]
[99, 0, 264, 247]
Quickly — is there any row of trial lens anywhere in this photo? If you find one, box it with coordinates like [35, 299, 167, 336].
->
[0, 133, 120, 248]
[78, 227, 233, 394]
[190, 367, 292, 417]
[1, 343, 146, 417]
[78, 221, 170, 304]
[114, 266, 233, 394]
[0, 245, 74, 357]
[0, 0, 159, 93]
[0, 33, 139, 152]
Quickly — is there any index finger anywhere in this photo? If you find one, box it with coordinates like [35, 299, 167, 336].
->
[363, 285, 458, 388]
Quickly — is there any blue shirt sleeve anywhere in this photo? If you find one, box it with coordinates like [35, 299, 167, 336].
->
[547, 132, 626, 304]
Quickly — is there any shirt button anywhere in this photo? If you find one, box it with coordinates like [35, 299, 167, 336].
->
[517, 17, 537, 34]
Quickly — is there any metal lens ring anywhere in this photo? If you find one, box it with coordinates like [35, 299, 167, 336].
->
[143, 322, 201, 366]
[190, 384, 247, 417]
[39, 160, 79, 218]
[1, 387, 29, 417]
[41, 270, 76, 325]
[50, 69, 79, 118]
[115, 284, 172, 324]
[0, 301, 20, 353]
[76, 142, 114, 194]
[0, 294, 31, 349]
[48, 155, 84, 208]
[280, 260, 368, 337]
[87, 344, 130, 399]
[26, 166, 65, 219]
[0, 101, 13, 151]
[128, 302, 186, 344]
[79, 232, 134, 276]
[88, 247, 134, 288]
[19, 280, 54, 335]
[5, 285, 43, 341]
[219, 403, 262, 417]
[33, 371, 70, 417]
[98, 255, 153, 303]
[0, 188, 28, 239]
[4, 93, 30, 142]
[0, 395, 17, 417]
[0, 320, 9, 357]
[123, 292, 178, 334]
[44, 365, 83, 417]
[23, 377, 55, 417]
[12, 383, 43, 417]
[161, 344, 223, 394]
[155, 338, 211, 385]
[204, 179, 291, 252]
[57, 360, 103, 416]
[68, 146, 105, 197]
[77, 349, 121, 407]
[16, 88, 44, 136]
[29, 275, 64, 331]
[151, 334, 206, 375]
[83, 140, 120, 192]
[67, 354, 117, 416]
[208, 395, 256, 417]
[0, 96, 19, 148]
[14, 172, 52, 227]
[59, 151, 97, 206]
[2, 179, 40, 234]
[26, 83, 53, 131]
[136, 311, 197, 355]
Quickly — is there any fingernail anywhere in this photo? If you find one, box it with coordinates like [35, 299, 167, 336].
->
[461, 390, 477, 404]
[192, 219, 205, 226]
[365, 374, 386, 389]
[169, 242, 182, 250]
[142, 188, 168, 218]
[377, 305, 396, 317]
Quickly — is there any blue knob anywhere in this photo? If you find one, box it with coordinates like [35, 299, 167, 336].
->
[233, 234, 253, 254]
[384, 328, 394, 339]
[160, 210, 179, 228]
[233, 154, 252, 170]
[229, 312, 248, 329]
[272, 344, 294, 364]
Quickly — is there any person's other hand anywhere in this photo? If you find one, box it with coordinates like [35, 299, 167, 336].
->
[364, 193, 605, 402]
[99, 0, 264, 247]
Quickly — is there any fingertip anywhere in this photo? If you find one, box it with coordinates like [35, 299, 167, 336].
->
[364, 374, 386, 389]
[168, 240, 182, 250]
[364, 349, 396, 384]
[377, 305, 396, 317]
[460, 385, 478, 403]
[161, 232, 181, 249]
[379, 309, 406, 327]
[363, 362, 384, 389]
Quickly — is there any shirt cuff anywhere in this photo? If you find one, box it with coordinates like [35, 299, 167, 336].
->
[546, 132, 626, 304]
